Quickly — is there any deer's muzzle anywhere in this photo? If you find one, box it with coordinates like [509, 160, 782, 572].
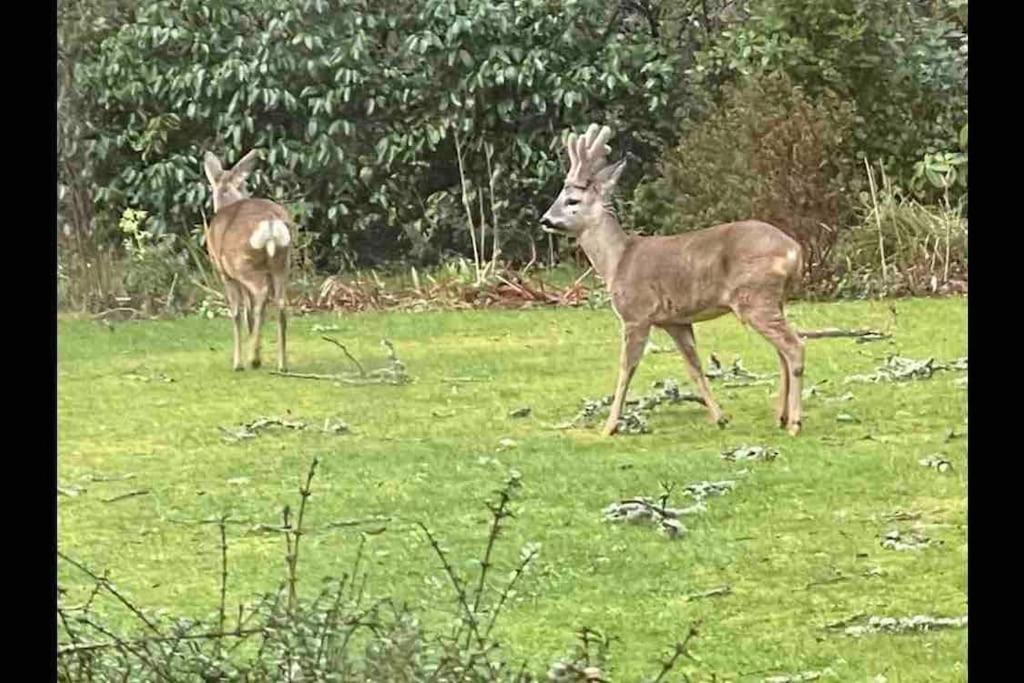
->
[539, 212, 565, 234]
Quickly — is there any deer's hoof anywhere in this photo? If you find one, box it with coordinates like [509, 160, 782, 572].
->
[786, 421, 802, 437]
[250, 358, 262, 369]
[233, 364, 245, 372]
[601, 423, 619, 437]
[715, 415, 730, 429]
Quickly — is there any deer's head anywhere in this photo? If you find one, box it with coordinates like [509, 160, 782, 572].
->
[540, 124, 626, 236]
[203, 149, 261, 213]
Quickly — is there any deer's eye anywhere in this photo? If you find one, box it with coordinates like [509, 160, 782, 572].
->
[566, 198, 580, 206]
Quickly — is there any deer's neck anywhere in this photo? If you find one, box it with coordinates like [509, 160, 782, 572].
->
[578, 212, 628, 285]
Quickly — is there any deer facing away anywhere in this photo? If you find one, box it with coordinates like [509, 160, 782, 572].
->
[203, 149, 291, 372]
[540, 124, 806, 436]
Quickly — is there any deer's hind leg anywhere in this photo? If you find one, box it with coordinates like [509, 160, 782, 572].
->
[661, 323, 727, 427]
[270, 269, 288, 373]
[732, 294, 805, 435]
[223, 280, 246, 371]
[775, 351, 791, 428]
[239, 275, 271, 370]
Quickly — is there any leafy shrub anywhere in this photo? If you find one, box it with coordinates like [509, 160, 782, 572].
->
[909, 124, 967, 207]
[632, 71, 856, 276]
[829, 161, 967, 298]
[119, 208, 196, 314]
[61, 0, 684, 269]
[688, 0, 967, 204]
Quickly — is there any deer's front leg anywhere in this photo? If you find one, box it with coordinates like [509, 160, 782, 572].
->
[602, 323, 651, 437]
[663, 323, 727, 426]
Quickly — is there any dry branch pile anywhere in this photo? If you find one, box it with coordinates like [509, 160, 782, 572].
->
[306, 267, 595, 313]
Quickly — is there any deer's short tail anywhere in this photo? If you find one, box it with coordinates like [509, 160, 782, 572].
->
[249, 219, 291, 258]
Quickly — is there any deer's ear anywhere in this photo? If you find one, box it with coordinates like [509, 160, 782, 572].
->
[225, 148, 261, 185]
[594, 159, 627, 193]
[203, 152, 223, 185]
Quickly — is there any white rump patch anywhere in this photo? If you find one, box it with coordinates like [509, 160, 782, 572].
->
[249, 219, 292, 252]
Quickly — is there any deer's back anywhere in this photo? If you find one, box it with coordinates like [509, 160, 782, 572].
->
[611, 220, 802, 324]
[208, 199, 291, 281]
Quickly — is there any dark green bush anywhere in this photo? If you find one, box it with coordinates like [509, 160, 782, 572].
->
[60, 0, 684, 270]
[632, 72, 856, 275]
[687, 0, 967, 203]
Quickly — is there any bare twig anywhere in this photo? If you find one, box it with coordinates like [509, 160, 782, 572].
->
[325, 516, 392, 530]
[57, 607, 81, 648]
[73, 614, 174, 682]
[683, 586, 731, 601]
[653, 621, 701, 683]
[483, 545, 539, 640]
[825, 612, 867, 630]
[570, 265, 594, 289]
[798, 328, 890, 341]
[416, 521, 483, 647]
[82, 472, 137, 483]
[467, 484, 515, 646]
[485, 141, 500, 267]
[804, 573, 849, 590]
[164, 271, 178, 313]
[271, 370, 348, 381]
[320, 336, 366, 376]
[190, 278, 226, 301]
[866, 159, 888, 281]
[91, 307, 142, 320]
[282, 504, 294, 605]
[286, 457, 319, 611]
[271, 371, 382, 384]
[58, 552, 163, 637]
[57, 627, 265, 656]
[101, 489, 150, 503]
[454, 130, 481, 278]
[216, 516, 229, 658]
[478, 178, 487, 274]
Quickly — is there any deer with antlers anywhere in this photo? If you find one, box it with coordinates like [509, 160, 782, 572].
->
[202, 149, 291, 372]
[540, 124, 806, 436]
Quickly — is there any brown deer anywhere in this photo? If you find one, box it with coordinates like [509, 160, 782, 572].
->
[202, 149, 291, 372]
[540, 124, 806, 436]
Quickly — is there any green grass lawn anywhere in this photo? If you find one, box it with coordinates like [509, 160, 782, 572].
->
[58, 297, 967, 680]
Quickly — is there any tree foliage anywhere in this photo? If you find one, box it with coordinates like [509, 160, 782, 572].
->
[633, 72, 856, 274]
[61, 0, 683, 268]
[688, 0, 967, 191]
[58, 0, 967, 275]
